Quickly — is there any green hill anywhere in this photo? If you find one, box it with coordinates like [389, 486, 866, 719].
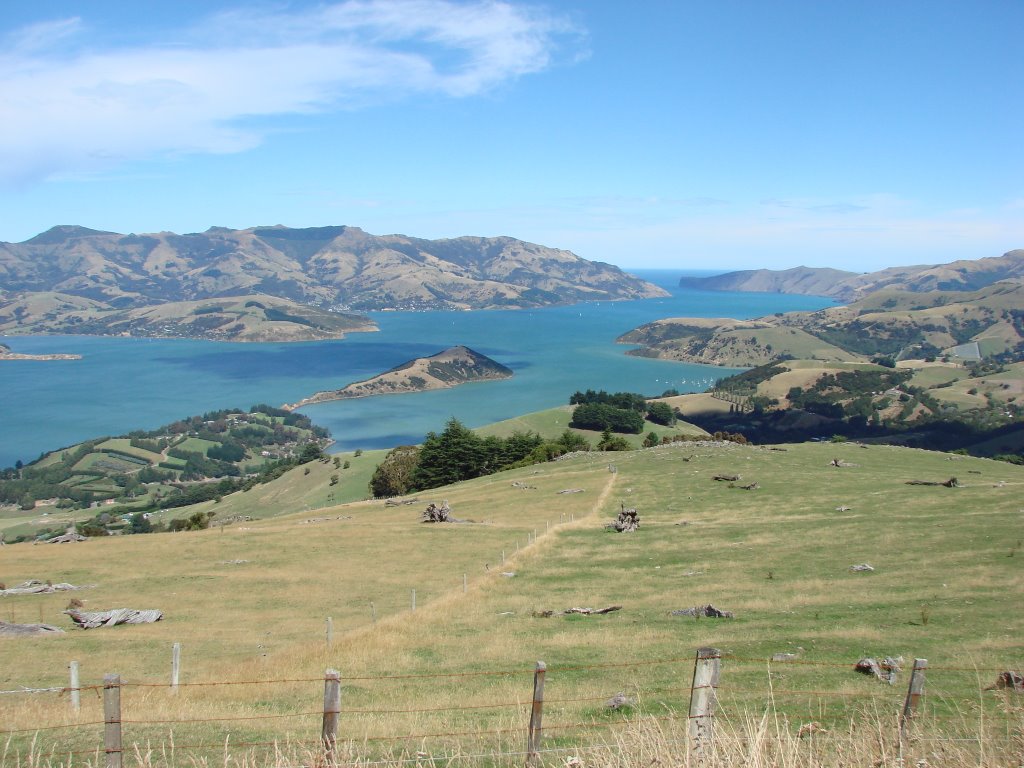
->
[3, 438, 1021, 761]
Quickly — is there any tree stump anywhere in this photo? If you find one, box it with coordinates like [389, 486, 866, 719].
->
[421, 500, 451, 523]
[609, 504, 639, 532]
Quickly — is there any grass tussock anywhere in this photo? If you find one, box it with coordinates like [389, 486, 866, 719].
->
[3, 709, 1023, 768]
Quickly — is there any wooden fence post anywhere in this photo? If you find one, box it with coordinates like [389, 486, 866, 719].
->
[526, 661, 546, 766]
[103, 673, 122, 768]
[371, 602, 376, 623]
[69, 661, 81, 714]
[171, 643, 181, 692]
[463, 573, 468, 594]
[411, 589, 416, 612]
[687, 647, 720, 761]
[322, 668, 341, 763]
[326, 617, 333, 647]
[900, 658, 927, 738]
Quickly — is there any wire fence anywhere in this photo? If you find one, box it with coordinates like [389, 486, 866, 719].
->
[2, 651, 1021, 765]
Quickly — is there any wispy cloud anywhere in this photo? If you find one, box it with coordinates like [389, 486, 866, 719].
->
[0, 1, 578, 186]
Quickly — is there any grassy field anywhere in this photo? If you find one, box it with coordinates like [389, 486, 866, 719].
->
[2, 439, 1022, 765]
[165, 448, 389, 523]
[94, 439, 165, 464]
[477, 405, 708, 447]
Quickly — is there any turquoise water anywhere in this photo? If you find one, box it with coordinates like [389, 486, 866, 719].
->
[0, 272, 833, 468]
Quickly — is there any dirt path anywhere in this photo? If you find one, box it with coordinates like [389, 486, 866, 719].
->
[589, 468, 618, 519]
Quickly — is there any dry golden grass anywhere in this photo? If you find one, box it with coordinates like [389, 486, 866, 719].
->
[2, 442, 1022, 765]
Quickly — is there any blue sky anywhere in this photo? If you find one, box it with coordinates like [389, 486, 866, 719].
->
[1, 1, 1021, 271]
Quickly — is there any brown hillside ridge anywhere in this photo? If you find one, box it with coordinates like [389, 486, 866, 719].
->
[680, 249, 1024, 301]
[620, 280, 1024, 367]
[283, 345, 513, 410]
[0, 224, 668, 311]
[0, 293, 375, 343]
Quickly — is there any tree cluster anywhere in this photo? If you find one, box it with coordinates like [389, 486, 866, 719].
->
[369, 420, 592, 497]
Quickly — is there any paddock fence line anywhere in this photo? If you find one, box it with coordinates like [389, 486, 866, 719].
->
[2, 649, 1022, 767]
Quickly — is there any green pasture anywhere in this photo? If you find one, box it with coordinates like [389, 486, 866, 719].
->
[476, 405, 708, 447]
[95, 438, 164, 463]
[175, 436, 220, 455]
[170, 448, 389, 522]
[1, 440, 1021, 759]
[906, 364, 968, 389]
[71, 452, 140, 475]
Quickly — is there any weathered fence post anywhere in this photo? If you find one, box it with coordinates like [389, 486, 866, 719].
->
[463, 573, 468, 594]
[687, 647, 720, 760]
[526, 661, 546, 766]
[900, 658, 927, 738]
[411, 589, 416, 612]
[68, 661, 81, 714]
[171, 642, 181, 692]
[502, 549, 505, 564]
[322, 668, 341, 763]
[370, 602, 376, 623]
[103, 673, 122, 768]
[326, 617, 333, 647]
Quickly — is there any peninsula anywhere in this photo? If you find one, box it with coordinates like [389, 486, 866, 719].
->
[284, 346, 513, 410]
[0, 342, 80, 361]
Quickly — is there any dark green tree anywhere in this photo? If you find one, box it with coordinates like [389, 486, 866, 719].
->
[369, 445, 421, 498]
[646, 401, 677, 426]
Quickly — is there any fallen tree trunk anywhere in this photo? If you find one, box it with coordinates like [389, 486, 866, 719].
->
[671, 604, 735, 618]
[0, 580, 91, 596]
[65, 608, 163, 629]
[562, 606, 622, 615]
[44, 526, 87, 544]
[0, 620, 65, 637]
[905, 477, 959, 487]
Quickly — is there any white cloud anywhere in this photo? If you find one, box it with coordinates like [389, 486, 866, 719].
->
[0, 1, 576, 186]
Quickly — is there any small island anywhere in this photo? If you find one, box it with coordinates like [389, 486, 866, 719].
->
[284, 346, 513, 410]
[0, 342, 81, 361]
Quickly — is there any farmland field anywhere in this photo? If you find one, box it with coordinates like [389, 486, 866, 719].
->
[1, 440, 1021, 764]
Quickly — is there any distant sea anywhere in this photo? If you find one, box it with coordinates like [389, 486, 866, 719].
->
[0, 271, 833, 468]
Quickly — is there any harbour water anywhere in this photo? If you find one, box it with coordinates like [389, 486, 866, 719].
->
[0, 272, 833, 467]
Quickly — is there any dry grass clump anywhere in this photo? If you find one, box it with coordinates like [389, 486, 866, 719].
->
[4, 709, 1023, 768]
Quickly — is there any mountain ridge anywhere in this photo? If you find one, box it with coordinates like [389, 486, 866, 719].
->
[0, 224, 668, 311]
[680, 249, 1024, 301]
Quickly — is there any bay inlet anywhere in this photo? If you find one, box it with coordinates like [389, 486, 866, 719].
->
[0, 273, 833, 468]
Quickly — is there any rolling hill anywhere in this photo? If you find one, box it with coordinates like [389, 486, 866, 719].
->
[681, 249, 1024, 301]
[620, 281, 1024, 367]
[2, 437, 1021, 764]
